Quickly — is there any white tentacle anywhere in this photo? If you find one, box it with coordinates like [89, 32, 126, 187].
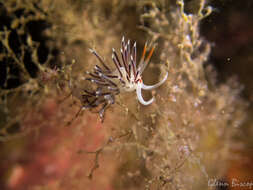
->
[141, 72, 168, 90]
[136, 83, 154, 105]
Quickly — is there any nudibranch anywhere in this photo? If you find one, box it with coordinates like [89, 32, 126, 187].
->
[83, 36, 168, 121]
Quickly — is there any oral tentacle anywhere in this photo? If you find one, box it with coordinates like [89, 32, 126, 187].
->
[141, 72, 168, 90]
[136, 83, 154, 105]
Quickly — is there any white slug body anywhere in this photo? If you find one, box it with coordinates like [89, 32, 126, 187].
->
[114, 66, 168, 105]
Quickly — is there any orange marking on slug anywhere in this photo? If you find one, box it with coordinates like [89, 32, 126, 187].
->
[141, 43, 147, 62]
[145, 46, 155, 64]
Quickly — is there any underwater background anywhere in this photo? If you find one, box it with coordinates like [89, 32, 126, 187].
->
[0, 0, 252, 189]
